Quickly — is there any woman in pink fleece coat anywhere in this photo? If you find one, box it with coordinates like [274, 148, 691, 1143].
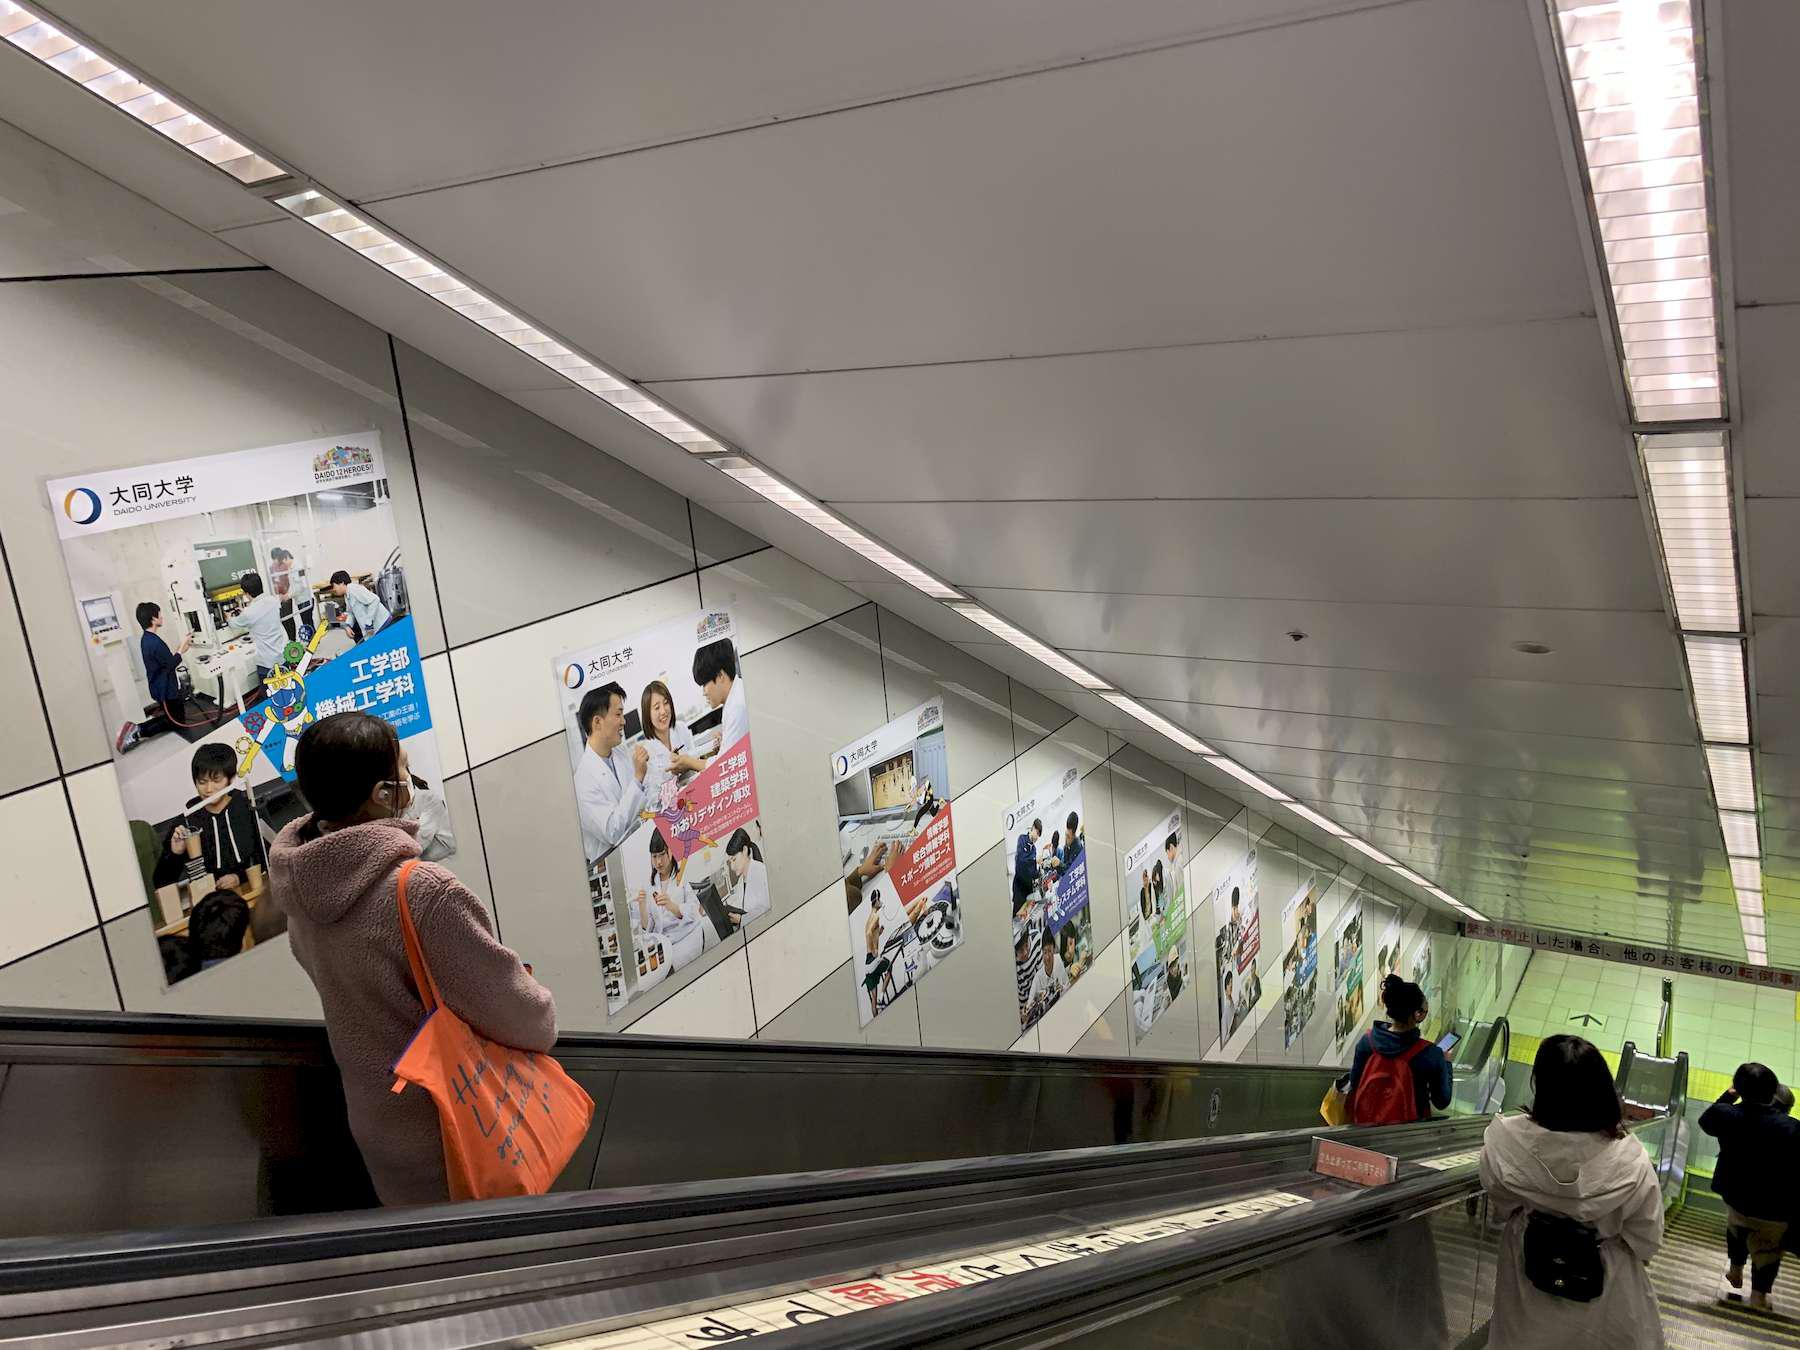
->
[270, 711, 557, 1206]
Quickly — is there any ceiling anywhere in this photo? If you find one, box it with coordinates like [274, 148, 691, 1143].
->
[4, 0, 1794, 963]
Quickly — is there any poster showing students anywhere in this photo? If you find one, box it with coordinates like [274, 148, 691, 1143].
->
[1331, 900, 1366, 1053]
[1005, 767, 1093, 1032]
[1374, 910, 1403, 984]
[1280, 873, 1320, 1048]
[1211, 849, 1261, 1043]
[831, 697, 964, 1026]
[45, 434, 448, 987]
[554, 609, 766, 1015]
[1123, 809, 1188, 1036]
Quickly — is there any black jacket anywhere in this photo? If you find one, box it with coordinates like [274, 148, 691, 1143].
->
[182, 790, 265, 887]
[1700, 1095, 1800, 1220]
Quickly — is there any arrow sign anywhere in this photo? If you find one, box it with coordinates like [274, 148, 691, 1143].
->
[1569, 1012, 1604, 1028]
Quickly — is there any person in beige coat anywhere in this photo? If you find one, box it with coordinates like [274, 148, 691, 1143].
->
[270, 711, 556, 1206]
[1480, 1035, 1665, 1349]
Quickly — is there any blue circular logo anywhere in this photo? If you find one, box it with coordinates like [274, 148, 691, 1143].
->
[562, 663, 585, 690]
[833, 754, 849, 777]
[63, 487, 102, 525]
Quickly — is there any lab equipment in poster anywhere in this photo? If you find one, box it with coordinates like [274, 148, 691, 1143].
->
[553, 609, 766, 1016]
[832, 696, 964, 1026]
[1211, 848, 1261, 1045]
[1123, 809, 1188, 1036]
[1006, 767, 1093, 1032]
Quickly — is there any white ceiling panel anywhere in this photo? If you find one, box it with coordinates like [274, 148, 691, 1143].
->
[1744, 502, 1800, 617]
[371, 0, 1587, 380]
[1718, 0, 1800, 305]
[1732, 308, 1800, 498]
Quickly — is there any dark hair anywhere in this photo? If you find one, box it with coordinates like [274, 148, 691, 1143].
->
[271, 547, 293, 562]
[330, 569, 353, 586]
[239, 570, 264, 598]
[1066, 811, 1079, 835]
[639, 679, 678, 743]
[1140, 890, 1152, 919]
[188, 891, 250, 962]
[135, 601, 160, 631]
[1380, 973, 1426, 1025]
[1165, 832, 1179, 854]
[1528, 1035, 1625, 1137]
[190, 742, 237, 784]
[294, 711, 401, 825]
[158, 934, 197, 983]
[1050, 830, 1060, 853]
[1776, 1083, 1795, 1116]
[648, 827, 670, 858]
[578, 683, 626, 739]
[1734, 1061, 1778, 1107]
[1230, 887, 1240, 909]
[1031, 818, 1042, 836]
[691, 638, 737, 687]
[725, 827, 762, 863]
[1152, 859, 1164, 887]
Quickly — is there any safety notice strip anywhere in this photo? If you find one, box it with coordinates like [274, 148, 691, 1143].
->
[1416, 1149, 1483, 1172]
[548, 1190, 1312, 1348]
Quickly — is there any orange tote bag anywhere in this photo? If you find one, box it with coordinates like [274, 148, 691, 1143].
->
[390, 860, 594, 1200]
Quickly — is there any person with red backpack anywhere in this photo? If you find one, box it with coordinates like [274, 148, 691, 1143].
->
[1347, 974, 1452, 1125]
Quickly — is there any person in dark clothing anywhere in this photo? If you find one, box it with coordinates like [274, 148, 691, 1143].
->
[167, 742, 266, 892]
[117, 601, 192, 752]
[1700, 1061, 1800, 1310]
[1011, 818, 1042, 915]
[187, 891, 251, 969]
[1346, 974, 1452, 1121]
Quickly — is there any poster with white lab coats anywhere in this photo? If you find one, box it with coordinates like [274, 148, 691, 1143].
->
[1005, 767, 1094, 1032]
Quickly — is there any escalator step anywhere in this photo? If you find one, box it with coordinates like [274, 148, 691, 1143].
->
[1651, 1210, 1800, 1348]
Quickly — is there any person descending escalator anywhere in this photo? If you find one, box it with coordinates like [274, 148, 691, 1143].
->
[1699, 1062, 1800, 1312]
[1346, 974, 1452, 1125]
[1479, 1035, 1665, 1349]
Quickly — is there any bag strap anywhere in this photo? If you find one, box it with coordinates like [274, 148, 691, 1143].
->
[395, 858, 443, 1014]
[1397, 1037, 1430, 1063]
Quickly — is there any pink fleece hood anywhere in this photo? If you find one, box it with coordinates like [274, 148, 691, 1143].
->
[269, 815, 422, 925]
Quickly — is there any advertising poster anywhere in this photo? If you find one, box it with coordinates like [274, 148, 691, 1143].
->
[1005, 767, 1094, 1032]
[1331, 899, 1366, 1052]
[1123, 809, 1188, 1035]
[1373, 907, 1404, 985]
[1211, 847, 1262, 1044]
[1411, 935, 1434, 995]
[47, 433, 450, 987]
[553, 609, 765, 1014]
[831, 697, 964, 1025]
[1280, 873, 1321, 1048]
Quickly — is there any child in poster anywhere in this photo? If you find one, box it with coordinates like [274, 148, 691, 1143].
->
[1124, 810, 1188, 1035]
[1332, 902, 1366, 1052]
[554, 610, 766, 1014]
[46, 434, 449, 987]
[1005, 767, 1093, 1032]
[831, 697, 964, 1026]
[1211, 848, 1262, 1043]
[1280, 873, 1320, 1048]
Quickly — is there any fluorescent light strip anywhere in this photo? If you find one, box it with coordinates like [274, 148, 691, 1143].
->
[1345, 837, 1396, 868]
[1730, 857, 1762, 894]
[0, 3, 282, 184]
[947, 604, 1108, 689]
[711, 458, 960, 599]
[1718, 810, 1758, 858]
[1640, 433, 1739, 630]
[1705, 744, 1755, 813]
[1683, 636, 1749, 743]
[274, 189, 728, 455]
[1283, 801, 1349, 838]
[1390, 866, 1429, 888]
[1206, 757, 1292, 802]
[1737, 890, 1764, 919]
[1100, 693, 1215, 756]
[1556, 0, 1723, 422]
[1426, 885, 1488, 923]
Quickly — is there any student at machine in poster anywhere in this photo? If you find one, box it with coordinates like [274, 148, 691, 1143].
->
[1124, 809, 1188, 1036]
[46, 433, 450, 988]
[1211, 848, 1261, 1044]
[1331, 900, 1366, 1053]
[553, 610, 766, 1015]
[1280, 873, 1320, 1049]
[831, 696, 964, 1026]
[1005, 767, 1093, 1032]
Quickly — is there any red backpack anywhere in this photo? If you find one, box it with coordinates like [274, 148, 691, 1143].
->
[1349, 1035, 1428, 1125]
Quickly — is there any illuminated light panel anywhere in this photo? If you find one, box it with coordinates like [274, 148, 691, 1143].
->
[1705, 745, 1755, 813]
[1206, 757, 1292, 802]
[1556, 0, 1723, 422]
[1639, 434, 1740, 630]
[947, 604, 1108, 689]
[1390, 866, 1430, 888]
[1283, 801, 1349, 838]
[1100, 693, 1215, 756]
[274, 189, 727, 455]
[0, 2, 283, 184]
[1729, 857, 1762, 894]
[1718, 810, 1758, 858]
[1737, 891, 1764, 919]
[1345, 837, 1396, 868]
[711, 458, 960, 600]
[1426, 885, 1487, 922]
[1684, 636, 1749, 743]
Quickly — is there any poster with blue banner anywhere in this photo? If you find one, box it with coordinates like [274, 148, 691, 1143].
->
[1006, 766, 1094, 1032]
[46, 432, 456, 988]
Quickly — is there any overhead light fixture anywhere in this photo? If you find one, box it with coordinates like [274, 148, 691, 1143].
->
[0, 2, 284, 185]
[1740, 913, 1767, 939]
[1390, 865, 1430, 888]
[1718, 810, 1759, 858]
[1555, 0, 1723, 423]
[1425, 885, 1487, 922]
[1705, 745, 1755, 813]
[711, 458, 961, 600]
[1730, 856, 1762, 894]
[947, 604, 1108, 689]
[1100, 693, 1215, 756]
[1206, 757, 1292, 802]
[1684, 636, 1749, 743]
[1737, 891, 1764, 919]
[274, 189, 726, 454]
[1640, 434, 1739, 630]
[1345, 837, 1396, 868]
[1283, 801, 1349, 838]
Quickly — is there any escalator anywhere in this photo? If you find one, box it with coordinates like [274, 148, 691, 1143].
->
[0, 1010, 1516, 1347]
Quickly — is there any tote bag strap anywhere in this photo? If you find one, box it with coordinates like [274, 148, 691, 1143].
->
[395, 858, 444, 1014]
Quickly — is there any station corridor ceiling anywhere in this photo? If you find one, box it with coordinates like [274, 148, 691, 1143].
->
[1, 1, 1793, 968]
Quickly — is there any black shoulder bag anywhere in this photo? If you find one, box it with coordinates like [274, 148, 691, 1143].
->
[1522, 1210, 1605, 1302]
